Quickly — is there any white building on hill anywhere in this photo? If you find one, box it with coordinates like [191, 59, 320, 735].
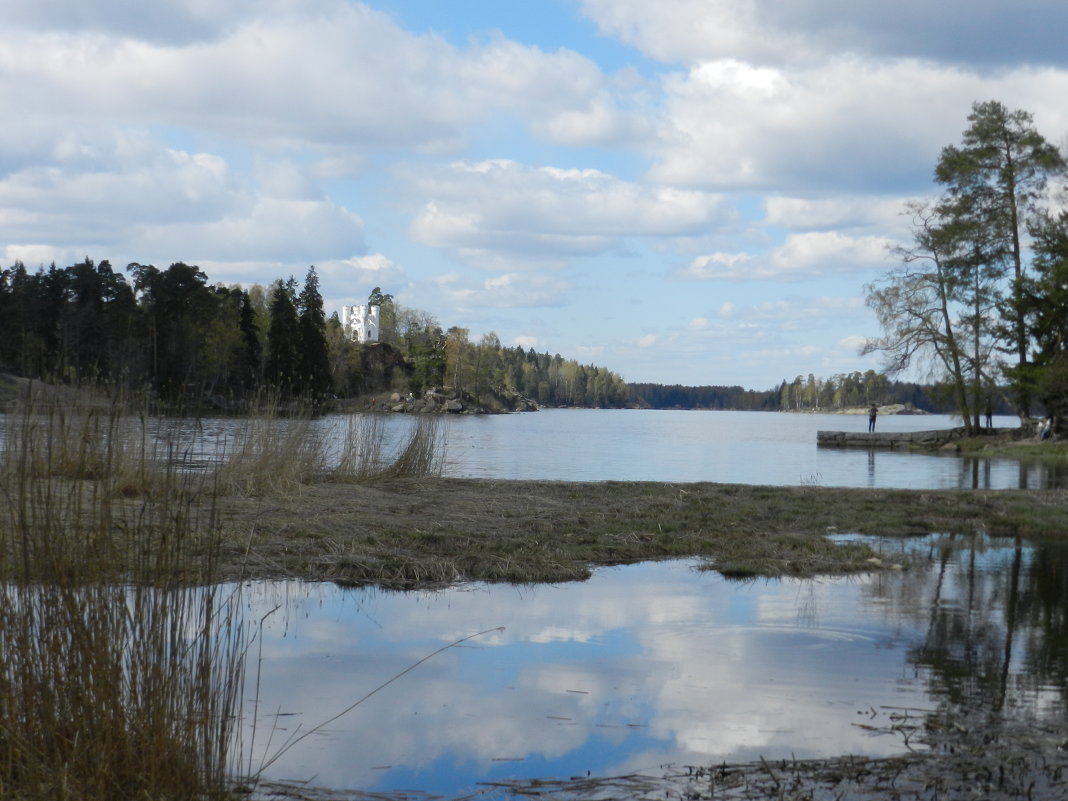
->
[341, 304, 380, 343]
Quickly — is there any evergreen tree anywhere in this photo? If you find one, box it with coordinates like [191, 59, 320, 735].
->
[1014, 212, 1068, 433]
[237, 288, 262, 392]
[934, 100, 1066, 415]
[62, 258, 138, 383]
[265, 278, 300, 397]
[368, 286, 397, 344]
[128, 262, 215, 401]
[297, 266, 332, 400]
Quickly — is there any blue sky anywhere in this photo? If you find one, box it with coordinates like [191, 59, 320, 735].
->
[3, 1, 1067, 389]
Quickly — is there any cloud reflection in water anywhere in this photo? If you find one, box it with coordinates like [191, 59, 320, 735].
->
[240, 560, 936, 795]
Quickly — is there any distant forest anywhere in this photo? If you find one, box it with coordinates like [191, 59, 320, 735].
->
[0, 257, 976, 415]
[0, 258, 631, 410]
[629, 372, 981, 413]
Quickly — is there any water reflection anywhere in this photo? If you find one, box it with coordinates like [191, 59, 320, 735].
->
[954, 454, 1068, 490]
[240, 536, 1068, 797]
[868, 534, 1068, 719]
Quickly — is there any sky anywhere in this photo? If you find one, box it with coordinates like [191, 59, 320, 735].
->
[3, 1, 1068, 390]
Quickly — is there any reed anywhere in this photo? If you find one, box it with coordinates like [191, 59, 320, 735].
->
[213, 412, 324, 496]
[211, 406, 448, 496]
[377, 416, 444, 479]
[0, 390, 451, 799]
[332, 414, 445, 481]
[0, 394, 246, 801]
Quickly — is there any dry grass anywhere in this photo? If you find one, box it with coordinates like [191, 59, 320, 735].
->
[208, 478, 1068, 587]
[0, 394, 452, 800]
[214, 414, 324, 496]
[0, 397, 245, 801]
[331, 414, 444, 481]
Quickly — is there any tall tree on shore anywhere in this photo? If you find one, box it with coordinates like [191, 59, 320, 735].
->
[863, 203, 985, 433]
[297, 266, 331, 400]
[128, 261, 214, 400]
[264, 278, 300, 397]
[934, 100, 1066, 415]
[237, 288, 262, 392]
[1014, 212, 1068, 434]
[367, 286, 396, 345]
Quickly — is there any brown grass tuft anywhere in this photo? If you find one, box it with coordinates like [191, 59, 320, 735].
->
[0, 395, 245, 801]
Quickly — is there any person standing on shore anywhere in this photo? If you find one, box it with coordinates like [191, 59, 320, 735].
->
[868, 403, 878, 433]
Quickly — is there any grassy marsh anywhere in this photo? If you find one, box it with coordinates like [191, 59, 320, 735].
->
[208, 477, 1068, 586]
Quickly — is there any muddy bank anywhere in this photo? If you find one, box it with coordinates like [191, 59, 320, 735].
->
[256, 708, 1068, 801]
[491, 716, 1068, 801]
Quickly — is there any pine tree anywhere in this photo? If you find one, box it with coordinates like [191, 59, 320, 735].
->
[934, 100, 1066, 415]
[265, 278, 300, 397]
[297, 266, 332, 400]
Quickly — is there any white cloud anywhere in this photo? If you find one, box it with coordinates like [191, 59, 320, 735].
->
[676, 252, 753, 281]
[131, 197, 365, 264]
[769, 232, 889, 275]
[578, 0, 1068, 69]
[407, 159, 732, 265]
[3, 0, 306, 44]
[837, 334, 869, 353]
[649, 56, 986, 193]
[0, 1, 634, 159]
[678, 232, 890, 281]
[763, 195, 908, 233]
[320, 253, 405, 290]
[435, 271, 571, 309]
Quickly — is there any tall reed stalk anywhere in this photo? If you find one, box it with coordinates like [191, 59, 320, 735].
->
[214, 413, 324, 496]
[0, 391, 245, 801]
[333, 414, 445, 481]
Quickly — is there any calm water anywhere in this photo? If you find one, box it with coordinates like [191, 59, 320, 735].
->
[6, 407, 1055, 488]
[422, 408, 1056, 489]
[241, 535, 1068, 797]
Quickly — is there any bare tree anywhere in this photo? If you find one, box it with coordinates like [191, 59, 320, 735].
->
[863, 203, 992, 434]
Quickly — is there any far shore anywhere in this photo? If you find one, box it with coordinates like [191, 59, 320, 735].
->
[786, 402, 928, 415]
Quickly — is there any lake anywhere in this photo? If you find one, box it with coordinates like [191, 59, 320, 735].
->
[377, 408, 1059, 489]
[241, 534, 1068, 797]
[11, 406, 1054, 489]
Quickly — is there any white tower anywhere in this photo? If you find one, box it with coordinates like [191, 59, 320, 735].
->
[341, 304, 380, 343]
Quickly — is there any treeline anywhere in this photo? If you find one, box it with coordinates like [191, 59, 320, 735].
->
[5, 256, 1015, 417]
[0, 258, 333, 407]
[773, 371, 987, 413]
[0, 258, 631, 410]
[628, 383, 777, 410]
[358, 297, 631, 408]
[628, 371, 972, 413]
